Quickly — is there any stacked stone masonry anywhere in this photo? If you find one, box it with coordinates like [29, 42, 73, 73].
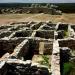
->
[0, 21, 75, 75]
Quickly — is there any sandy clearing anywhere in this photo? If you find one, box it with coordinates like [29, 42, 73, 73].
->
[0, 13, 75, 25]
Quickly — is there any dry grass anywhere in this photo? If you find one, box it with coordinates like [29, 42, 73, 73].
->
[0, 13, 75, 24]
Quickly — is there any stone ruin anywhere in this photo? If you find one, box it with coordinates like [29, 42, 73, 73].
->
[0, 7, 62, 15]
[0, 21, 75, 75]
[0, 4, 62, 15]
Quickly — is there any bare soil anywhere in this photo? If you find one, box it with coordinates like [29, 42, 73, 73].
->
[0, 13, 75, 25]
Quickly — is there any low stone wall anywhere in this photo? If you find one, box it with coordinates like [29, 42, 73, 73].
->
[57, 23, 68, 31]
[0, 61, 7, 75]
[6, 59, 50, 75]
[13, 30, 33, 37]
[51, 40, 60, 75]
[0, 38, 25, 57]
[29, 39, 53, 55]
[35, 30, 54, 39]
[71, 24, 75, 31]
[1, 22, 74, 75]
[0, 31, 12, 38]
[11, 39, 29, 59]
[59, 38, 75, 50]
[30, 22, 43, 30]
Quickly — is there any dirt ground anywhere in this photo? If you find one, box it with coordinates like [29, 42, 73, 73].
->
[0, 13, 75, 24]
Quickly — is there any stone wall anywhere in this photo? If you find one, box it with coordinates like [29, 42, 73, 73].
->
[0, 38, 25, 57]
[11, 39, 29, 60]
[0, 61, 7, 75]
[29, 39, 53, 55]
[0, 32, 12, 38]
[35, 30, 54, 39]
[59, 38, 75, 50]
[51, 40, 60, 75]
[1, 22, 74, 75]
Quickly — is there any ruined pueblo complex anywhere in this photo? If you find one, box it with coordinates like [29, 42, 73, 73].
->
[0, 21, 75, 75]
[0, 2, 75, 75]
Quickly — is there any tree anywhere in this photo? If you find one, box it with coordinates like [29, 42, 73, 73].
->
[46, 3, 51, 8]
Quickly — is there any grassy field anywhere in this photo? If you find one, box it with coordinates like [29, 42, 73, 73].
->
[0, 13, 75, 24]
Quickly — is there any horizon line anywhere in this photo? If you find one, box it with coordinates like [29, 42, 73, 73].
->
[0, 2, 75, 3]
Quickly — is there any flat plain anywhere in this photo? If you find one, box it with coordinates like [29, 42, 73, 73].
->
[0, 13, 75, 25]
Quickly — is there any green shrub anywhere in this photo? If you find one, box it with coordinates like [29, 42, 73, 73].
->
[64, 30, 69, 38]
[63, 62, 73, 75]
[40, 55, 50, 67]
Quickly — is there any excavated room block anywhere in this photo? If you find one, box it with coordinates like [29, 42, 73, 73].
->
[0, 22, 74, 75]
[71, 24, 75, 31]
[57, 23, 68, 31]
[13, 30, 33, 37]
[0, 31, 12, 38]
[0, 38, 25, 58]
[41, 23, 56, 30]
[59, 39, 75, 50]
[35, 30, 54, 39]
[29, 39, 53, 55]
